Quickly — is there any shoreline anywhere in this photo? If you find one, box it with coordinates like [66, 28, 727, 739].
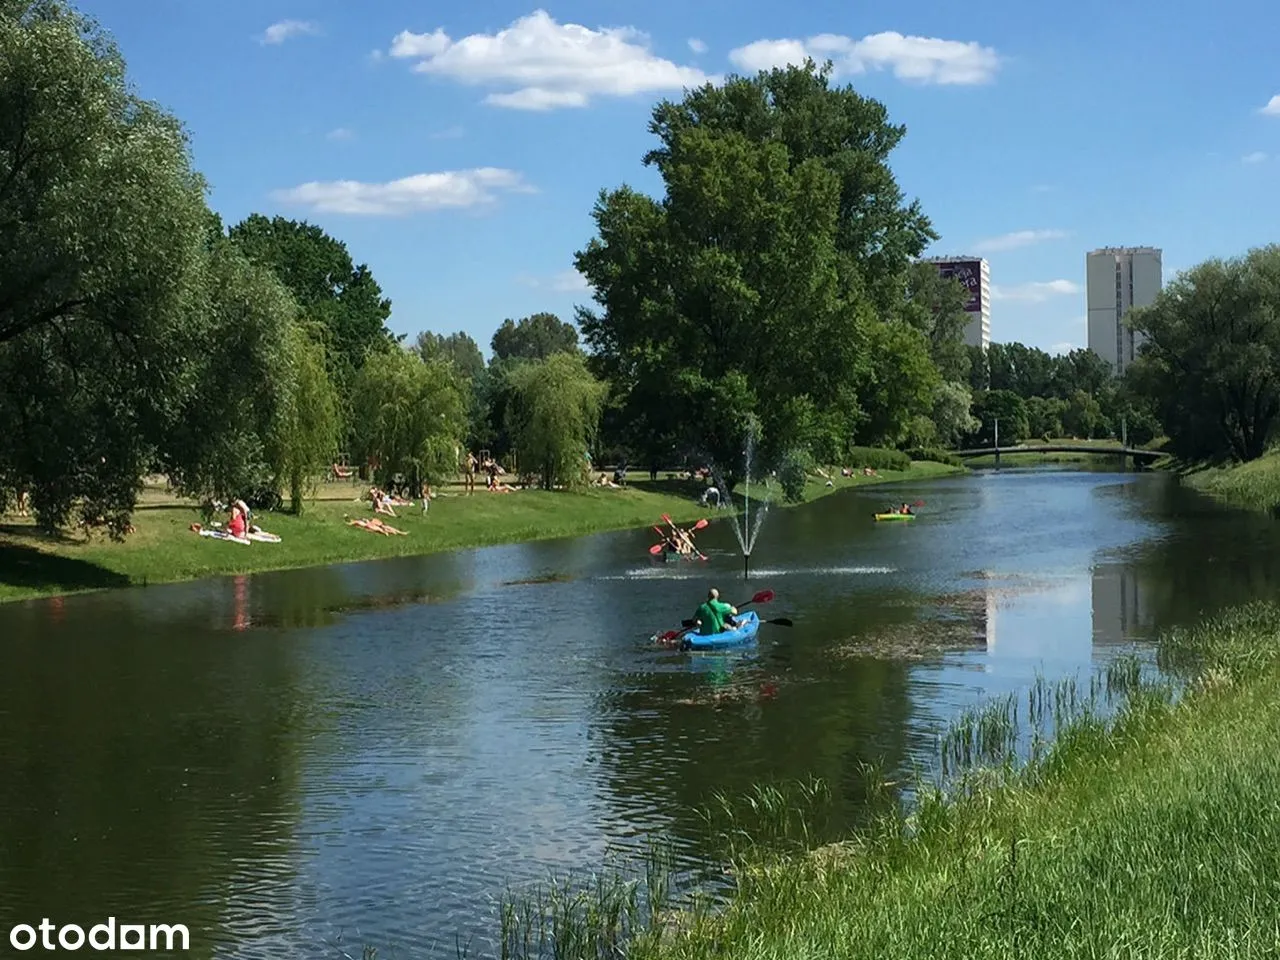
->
[1171, 451, 1280, 514]
[489, 601, 1280, 959]
[0, 461, 964, 605]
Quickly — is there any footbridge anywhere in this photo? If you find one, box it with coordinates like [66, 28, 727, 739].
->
[954, 443, 1162, 465]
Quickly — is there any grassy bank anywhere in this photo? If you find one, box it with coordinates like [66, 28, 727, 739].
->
[489, 602, 1280, 960]
[0, 460, 962, 604]
[1179, 451, 1280, 513]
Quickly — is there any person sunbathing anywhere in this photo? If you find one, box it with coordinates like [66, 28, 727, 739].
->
[346, 516, 408, 535]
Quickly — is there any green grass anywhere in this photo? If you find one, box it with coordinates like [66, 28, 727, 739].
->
[1179, 450, 1280, 513]
[0, 461, 963, 604]
[476, 602, 1280, 960]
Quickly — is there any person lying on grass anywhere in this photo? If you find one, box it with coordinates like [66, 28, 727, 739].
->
[345, 516, 408, 536]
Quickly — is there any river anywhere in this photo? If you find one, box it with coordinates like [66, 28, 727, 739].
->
[2, 466, 1278, 958]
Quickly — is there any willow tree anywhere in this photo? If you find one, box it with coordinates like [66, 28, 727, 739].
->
[0, 0, 212, 533]
[273, 321, 342, 513]
[504, 353, 606, 490]
[351, 348, 467, 489]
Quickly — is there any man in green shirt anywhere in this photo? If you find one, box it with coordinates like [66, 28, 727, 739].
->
[692, 588, 738, 636]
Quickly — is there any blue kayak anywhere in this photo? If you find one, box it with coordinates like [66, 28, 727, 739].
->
[679, 610, 761, 651]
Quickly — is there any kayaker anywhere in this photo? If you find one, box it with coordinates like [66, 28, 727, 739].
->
[899, 503, 913, 515]
[692, 588, 737, 636]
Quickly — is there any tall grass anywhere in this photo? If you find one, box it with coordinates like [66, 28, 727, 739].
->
[1181, 451, 1280, 513]
[477, 602, 1280, 960]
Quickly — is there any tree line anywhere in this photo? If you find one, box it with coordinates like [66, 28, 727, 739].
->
[4, 1, 1274, 536]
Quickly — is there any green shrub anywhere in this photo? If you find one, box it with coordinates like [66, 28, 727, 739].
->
[777, 449, 812, 503]
[906, 447, 964, 468]
[845, 446, 911, 471]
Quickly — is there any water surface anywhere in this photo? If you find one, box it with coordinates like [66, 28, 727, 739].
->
[1, 467, 1277, 957]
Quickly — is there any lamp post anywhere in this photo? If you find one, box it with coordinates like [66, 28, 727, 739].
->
[993, 416, 1001, 466]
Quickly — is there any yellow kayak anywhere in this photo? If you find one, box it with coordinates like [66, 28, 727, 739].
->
[873, 512, 916, 521]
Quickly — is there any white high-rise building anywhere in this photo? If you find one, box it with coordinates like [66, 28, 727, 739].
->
[920, 256, 991, 350]
[1086, 247, 1162, 373]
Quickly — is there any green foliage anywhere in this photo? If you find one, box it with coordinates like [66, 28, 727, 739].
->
[900, 262, 972, 382]
[160, 240, 296, 506]
[504, 353, 607, 490]
[906, 447, 965, 468]
[1062, 389, 1105, 439]
[1024, 395, 1067, 440]
[490, 312, 580, 362]
[351, 348, 467, 487]
[970, 390, 1029, 445]
[0, 1, 212, 533]
[415, 329, 485, 382]
[1128, 246, 1280, 463]
[576, 62, 934, 475]
[845, 447, 911, 471]
[275, 322, 342, 514]
[931, 381, 981, 448]
[776, 449, 813, 503]
[228, 213, 393, 390]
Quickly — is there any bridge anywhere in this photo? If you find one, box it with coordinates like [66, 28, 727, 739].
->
[954, 443, 1163, 464]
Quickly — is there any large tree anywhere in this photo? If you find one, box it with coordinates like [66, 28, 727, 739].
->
[415, 329, 485, 382]
[229, 214, 394, 386]
[899, 262, 972, 383]
[504, 353, 606, 490]
[490, 312, 580, 362]
[350, 348, 467, 488]
[575, 61, 936, 473]
[0, 0, 212, 533]
[1128, 246, 1280, 462]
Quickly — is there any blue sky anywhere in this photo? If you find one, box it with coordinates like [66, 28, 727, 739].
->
[78, 0, 1280, 358]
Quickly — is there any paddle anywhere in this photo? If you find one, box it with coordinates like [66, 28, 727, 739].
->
[656, 589, 775, 643]
[655, 515, 708, 560]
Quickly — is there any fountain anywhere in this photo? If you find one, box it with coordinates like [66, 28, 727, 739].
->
[711, 420, 774, 580]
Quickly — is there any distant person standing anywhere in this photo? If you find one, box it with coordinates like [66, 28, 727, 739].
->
[464, 452, 477, 495]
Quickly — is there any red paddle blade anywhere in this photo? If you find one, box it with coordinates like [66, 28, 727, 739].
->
[751, 589, 775, 604]
[661, 513, 672, 524]
[649, 543, 665, 554]
[657, 630, 679, 642]
[913, 500, 925, 507]
[692, 518, 709, 530]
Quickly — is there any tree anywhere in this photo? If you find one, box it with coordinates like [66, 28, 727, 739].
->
[1128, 246, 1280, 462]
[504, 353, 607, 490]
[1051, 348, 1113, 400]
[931, 381, 982, 447]
[351, 348, 467, 488]
[229, 214, 394, 386]
[415, 330, 485, 382]
[0, 0, 212, 533]
[970, 390, 1028, 445]
[1025, 395, 1067, 440]
[274, 321, 342, 513]
[858, 322, 941, 447]
[490, 312, 580, 362]
[899, 262, 971, 383]
[1062, 389, 1105, 439]
[159, 240, 297, 509]
[987, 342, 1056, 399]
[576, 62, 933, 471]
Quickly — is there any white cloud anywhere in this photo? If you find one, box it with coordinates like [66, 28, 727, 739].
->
[270, 168, 535, 216]
[1242, 150, 1268, 163]
[518, 269, 591, 293]
[1259, 95, 1280, 116]
[549, 269, 590, 293]
[972, 229, 1067, 253]
[259, 20, 319, 45]
[729, 30, 999, 85]
[388, 10, 716, 110]
[688, 38, 708, 54]
[326, 127, 354, 141]
[990, 279, 1080, 303]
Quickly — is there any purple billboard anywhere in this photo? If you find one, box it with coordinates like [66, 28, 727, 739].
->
[934, 260, 983, 313]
